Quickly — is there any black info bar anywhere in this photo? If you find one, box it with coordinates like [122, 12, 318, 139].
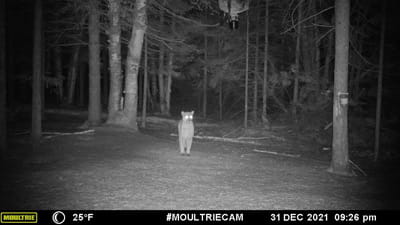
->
[0, 210, 396, 224]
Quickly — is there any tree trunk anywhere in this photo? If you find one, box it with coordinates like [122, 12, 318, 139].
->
[219, 81, 223, 120]
[141, 35, 148, 128]
[147, 79, 153, 110]
[78, 63, 86, 106]
[374, 0, 386, 162]
[314, 2, 321, 93]
[203, 34, 208, 118]
[151, 59, 157, 109]
[262, 0, 269, 124]
[253, 0, 260, 122]
[323, 31, 333, 90]
[107, 0, 122, 122]
[32, 0, 42, 144]
[67, 46, 80, 104]
[244, 10, 249, 128]
[88, 0, 102, 126]
[101, 51, 109, 108]
[41, 32, 45, 118]
[158, 47, 165, 114]
[353, 45, 363, 101]
[292, 0, 302, 120]
[165, 17, 175, 116]
[301, 2, 314, 95]
[329, 0, 351, 175]
[138, 57, 142, 110]
[123, 0, 147, 129]
[218, 36, 223, 121]
[165, 51, 173, 116]
[0, 0, 6, 156]
[158, 0, 166, 115]
[54, 46, 64, 102]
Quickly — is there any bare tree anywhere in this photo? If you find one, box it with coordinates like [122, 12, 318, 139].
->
[32, 0, 43, 144]
[164, 17, 176, 116]
[218, 36, 223, 121]
[253, 0, 260, 122]
[141, 35, 148, 128]
[313, 0, 321, 93]
[166, 51, 173, 115]
[329, 0, 351, 175]
[122, 0, 147, 129]
[67, 46, 80, 104]
[262, 0, 269, 124]
[323, 31, 333, 90]
[150, 59, 157, 110]
[203, 33, 208, 118]
[158, 0, 166, 115]
[78, 63, 86, 106]
[88, 0, 102, 126]
[244, 9, 249, 128]
[292, 0, 303, 120]
[54, 46, 64, 102]
[107, 0, 123, 123]
[374, 0, 386, 162]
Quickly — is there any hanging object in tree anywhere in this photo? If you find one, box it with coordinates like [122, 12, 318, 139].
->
[218, 0, 249, 29]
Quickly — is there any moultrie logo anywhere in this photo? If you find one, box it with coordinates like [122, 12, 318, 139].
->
[0, 212, 38, 223]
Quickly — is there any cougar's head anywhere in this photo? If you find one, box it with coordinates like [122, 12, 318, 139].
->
[181, 111, 194, 121]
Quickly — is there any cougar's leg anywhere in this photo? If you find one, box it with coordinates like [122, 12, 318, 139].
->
[179, 135, 185, 155]
[186, 137, 192, 156]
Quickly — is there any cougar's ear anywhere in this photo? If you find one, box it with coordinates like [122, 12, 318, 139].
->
[181, 111, 184, 116]
[191, 111, 194, 114]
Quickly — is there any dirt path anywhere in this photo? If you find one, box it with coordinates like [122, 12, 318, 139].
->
[0, 124, 397, 210]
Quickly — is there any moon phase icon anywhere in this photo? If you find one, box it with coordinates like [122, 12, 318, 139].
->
[52, 211, 66, 224]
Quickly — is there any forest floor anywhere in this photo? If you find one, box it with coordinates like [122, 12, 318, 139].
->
[1, 109, 399, 210]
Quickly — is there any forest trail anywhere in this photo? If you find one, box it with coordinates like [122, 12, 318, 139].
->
[0, 115, 397, 210]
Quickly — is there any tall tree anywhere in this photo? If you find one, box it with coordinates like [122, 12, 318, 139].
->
[262, 0, 269, 124]
[244, 9, 249, 128]
[329, 0, 351, 175]
[141, 35, 148, 128]
[67, 46, 80, 104]
[253, 0, 261, 122]
[374, 0, 386, 162]
[313, 0, 321, 93]
[150, 59, 157, 110]
[122, 0, 147, 129]
[107, 0, 123, 123]
[166, 51, 173, 115]
[0, 0, 6, 156]
[158, 0, 166, 115]
[78, 63, 86, 106]
[101, 50, 109, 109]
[323, 31, 333, 90]
[165, 18, 176, 116]
[218, 35, 223, 121]
[32, 0, 43, 144]
[292, 0, 302, 120]
[54, 46, 64, 102]
[203, 33, 208, 118]
[88, 0, 102, 126]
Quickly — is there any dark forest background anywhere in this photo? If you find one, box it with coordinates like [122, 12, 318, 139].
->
[1, 0, 399, 169]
